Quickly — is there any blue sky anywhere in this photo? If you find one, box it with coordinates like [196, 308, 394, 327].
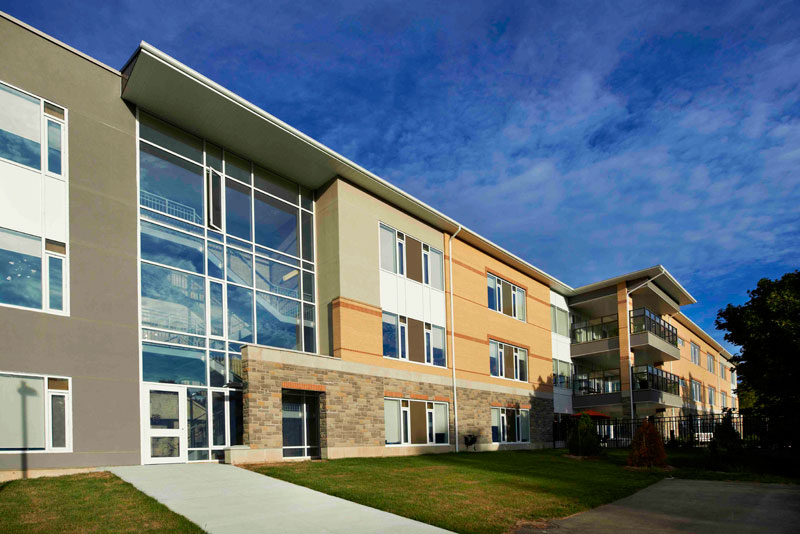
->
[7, 1, 800, 353]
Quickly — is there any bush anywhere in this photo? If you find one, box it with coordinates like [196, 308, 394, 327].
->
[628, 420, 667, 468]
[567, 414, 601, 456]
[709, 410, 743, 470]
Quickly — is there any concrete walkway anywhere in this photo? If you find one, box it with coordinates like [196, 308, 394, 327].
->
[110, 463, 450, 534]
[541, 478, 800, 534]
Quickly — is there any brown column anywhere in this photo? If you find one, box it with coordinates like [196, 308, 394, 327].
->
[617, 282, 634, 418]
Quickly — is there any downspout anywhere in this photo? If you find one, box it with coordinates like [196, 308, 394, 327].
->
[449, 225, 463, 451]
[625, 270, 667, 419]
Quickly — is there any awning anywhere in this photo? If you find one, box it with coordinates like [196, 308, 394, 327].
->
[572, 410, 612, 419]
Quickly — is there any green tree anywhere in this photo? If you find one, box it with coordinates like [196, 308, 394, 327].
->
[716, 270, 800, 421]
[567, 414, 600, 456]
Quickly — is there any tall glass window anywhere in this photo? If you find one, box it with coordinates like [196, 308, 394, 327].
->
[137, 110, 317, 459]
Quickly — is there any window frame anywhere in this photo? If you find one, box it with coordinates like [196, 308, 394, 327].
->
[0, 371, 72, 454]
[690, 342, 700, 365]
[0, 80, 70, 317]
[489, 339, 528, 382]
[378, 223, 444, 290]
[384, 397, 449, 447]
[491, 407, 530, 444]
[488, 273, 526, 321]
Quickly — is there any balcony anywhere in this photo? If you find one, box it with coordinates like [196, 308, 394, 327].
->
[629, 308, 680, 364]
[631, 365, 682, 408]
[569, 313, 621, 364]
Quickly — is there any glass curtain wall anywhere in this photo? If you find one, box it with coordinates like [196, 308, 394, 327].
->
[137, 111, 316, 460]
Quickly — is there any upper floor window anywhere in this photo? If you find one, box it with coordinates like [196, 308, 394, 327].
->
[691, 379, 702, 402]
[553, 359, 572, 389]
[721, 391, 727, 409]
[719, 362, 726, 379]
[550, 305, 570, 337]
[487, 273, 526, 321]
[708, 386, 715, 406]
[379, 224, 443, 290]
[489, 339, 527, 382]
[382, 310, 446, 367]
[677, 337, 685, 347]
[0, 81, 68, 315]
[707, 353, 715, 372]
[690, 342, 700, 365]
[731, 370, 736, 386]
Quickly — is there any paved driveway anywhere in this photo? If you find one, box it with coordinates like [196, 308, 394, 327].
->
[110, 463, 450, 534]
[540, 478, 800, 534]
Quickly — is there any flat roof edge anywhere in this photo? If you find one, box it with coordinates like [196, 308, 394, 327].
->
[0, 10, 120, 75]
[676, 312, 734, 360]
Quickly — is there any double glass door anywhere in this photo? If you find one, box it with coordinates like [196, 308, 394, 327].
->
[142, 384, 242, 464]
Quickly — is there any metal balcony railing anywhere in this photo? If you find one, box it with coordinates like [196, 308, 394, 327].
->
[571, 313, 619, 344]
[629, 307, 678, 346]
[631, 365, 680, 396]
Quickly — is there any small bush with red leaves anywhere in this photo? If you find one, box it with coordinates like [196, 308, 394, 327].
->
[628, 420, 667, 468]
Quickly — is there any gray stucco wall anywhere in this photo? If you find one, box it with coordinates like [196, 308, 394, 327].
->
[0, 17, 140, 470]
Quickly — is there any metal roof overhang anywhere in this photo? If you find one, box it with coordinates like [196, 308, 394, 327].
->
[570, 265, 696, 307]
[120, 43, 574, 294]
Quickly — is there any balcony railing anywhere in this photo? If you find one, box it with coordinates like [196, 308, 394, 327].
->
[573, 369, 621, 396]
[632, 365, 680, 396]
[629, 308, 678, 346]
[571, 313, 619, 344]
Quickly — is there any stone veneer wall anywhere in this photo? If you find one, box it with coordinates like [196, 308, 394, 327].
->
[241, 350, 554, 461]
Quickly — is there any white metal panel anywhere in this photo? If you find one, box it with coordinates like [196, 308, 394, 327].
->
[421, 285, 432, 323]
[380, 270, 399, 315]
[396, 274, 406, 317]
[430, 288, 447, 327]
[44, 176, 66, 243]
[550, 290, 568, 309]
[405, 278, 424, 323]
[0, 160, 42, 236]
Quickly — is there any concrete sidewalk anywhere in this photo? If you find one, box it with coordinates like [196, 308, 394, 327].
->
[541, 478, 800, 534]
[110, 463, 450, 534]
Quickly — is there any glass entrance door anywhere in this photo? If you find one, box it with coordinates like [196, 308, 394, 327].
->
[282, 390, 320, 458]
[142, 384, 187, 464]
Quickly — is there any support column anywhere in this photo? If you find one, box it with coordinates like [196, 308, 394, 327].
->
[616, 282, 634, 418]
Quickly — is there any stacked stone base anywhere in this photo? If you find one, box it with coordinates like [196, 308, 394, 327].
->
[237, 346, 554, 463]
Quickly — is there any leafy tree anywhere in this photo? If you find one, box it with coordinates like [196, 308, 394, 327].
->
[716, 270, 800, 421]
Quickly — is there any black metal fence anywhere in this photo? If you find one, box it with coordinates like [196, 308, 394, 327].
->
[554, 413, 791, 449]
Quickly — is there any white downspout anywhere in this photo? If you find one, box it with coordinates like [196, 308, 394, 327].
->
[449, 225, 462, 451]
[625, 270, 667, 419]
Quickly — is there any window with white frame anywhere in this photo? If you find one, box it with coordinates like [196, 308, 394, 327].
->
[708, 386, 715, 406]
[0, 372, 71, 452]
[489, 339, 528, 382]
[488, 273, 526, 321]
[721, 391, 727, 409]
[382, 312, 407, 360]
[719, 361, 725, 379]
[384, 398, 448, 445]
[0, 81, 69, 315]
[731, 369, 736, 386]
[491, 407, 530, 443]
[550, 305, 570, 337]
[379, 223, 443, 290]
[691, 379, 702, 402]
[677, 337, 684, 347]
[690, 342, 700, 365]
[707, 353, 715, 372]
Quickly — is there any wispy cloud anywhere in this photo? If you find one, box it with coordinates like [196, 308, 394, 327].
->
[8, 0, 800, 352]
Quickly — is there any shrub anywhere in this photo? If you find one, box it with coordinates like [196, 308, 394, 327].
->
[567, 414, 601, 456]
[628, 420, 667, 468]
[709, 410, 743, 470]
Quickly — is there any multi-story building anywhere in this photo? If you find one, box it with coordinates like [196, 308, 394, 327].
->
[0, 13, 735, 471]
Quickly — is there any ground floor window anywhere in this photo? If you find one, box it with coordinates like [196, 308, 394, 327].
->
[491, 407, 529, 443]
[384, 397, 448, 445]
[0, 371, 71, 452]
[282, 390, 320, 458]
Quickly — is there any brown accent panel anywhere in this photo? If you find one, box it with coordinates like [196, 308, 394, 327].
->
[45, 239, 66, 254]
[504, 344, 515, 379]
[410, 401, 427, 444]
[408, 318, 425, 363]
[406, 237, 423, 283]
[506, 410, 517, 442]
[501, 280, 513, 315]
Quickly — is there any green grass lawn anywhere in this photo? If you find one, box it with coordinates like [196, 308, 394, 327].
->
[250, 449, 666, 534]
[0, 471, 204, 534]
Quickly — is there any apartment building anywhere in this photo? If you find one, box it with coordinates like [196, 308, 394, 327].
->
[0, 13, 735, 471]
